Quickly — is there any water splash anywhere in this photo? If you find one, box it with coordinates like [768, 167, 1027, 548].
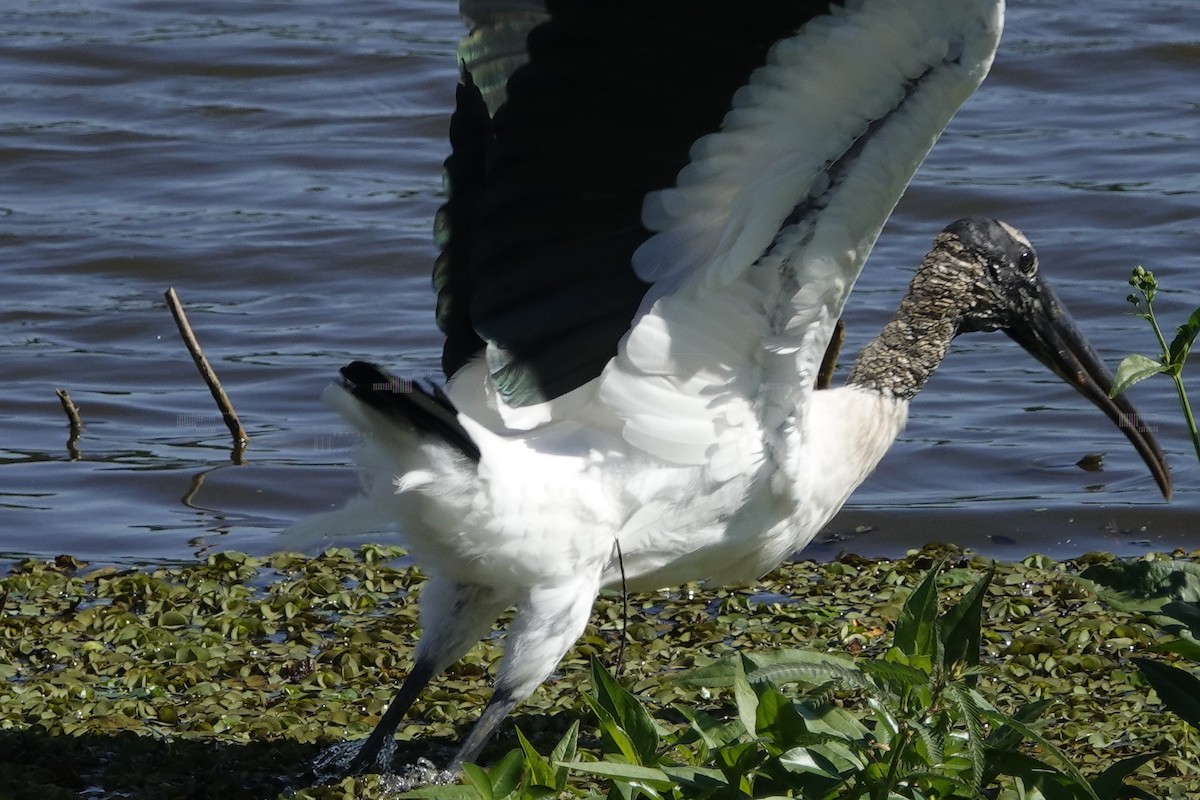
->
[311, 741, 459, 794]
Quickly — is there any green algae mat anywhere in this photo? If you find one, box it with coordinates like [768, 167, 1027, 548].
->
[1, 544, 1196, 799]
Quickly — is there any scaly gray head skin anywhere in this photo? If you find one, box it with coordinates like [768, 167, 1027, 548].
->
[849, 217, 1172, 499]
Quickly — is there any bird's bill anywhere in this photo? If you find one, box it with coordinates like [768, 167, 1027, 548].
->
[1004, 276, 1172, 500]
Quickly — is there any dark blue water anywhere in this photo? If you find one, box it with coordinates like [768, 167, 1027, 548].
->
[1, 1, 1197, 566]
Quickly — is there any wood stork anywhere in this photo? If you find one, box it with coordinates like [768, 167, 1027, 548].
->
[311, 0, 1172, 774]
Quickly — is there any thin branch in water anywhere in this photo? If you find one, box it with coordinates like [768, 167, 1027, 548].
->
[164, 287, 248, 464]
[55, 388, 83, 460]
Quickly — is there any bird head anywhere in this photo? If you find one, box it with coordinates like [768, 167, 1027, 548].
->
[927, 216, 1172, 499]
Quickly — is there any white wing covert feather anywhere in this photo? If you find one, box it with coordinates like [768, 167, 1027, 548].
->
[600, 0, 1003, 465]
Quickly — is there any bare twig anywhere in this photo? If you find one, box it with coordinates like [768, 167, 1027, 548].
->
[165, 287, 248, 463]
[55, 388, 83, 460]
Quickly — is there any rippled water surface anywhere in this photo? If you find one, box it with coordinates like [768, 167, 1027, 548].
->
[2, 1, 1197, 566]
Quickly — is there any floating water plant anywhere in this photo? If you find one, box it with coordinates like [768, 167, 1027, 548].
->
[1, 546, 1197, 798]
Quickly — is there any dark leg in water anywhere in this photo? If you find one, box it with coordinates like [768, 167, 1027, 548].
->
[347, 659, 437, 774]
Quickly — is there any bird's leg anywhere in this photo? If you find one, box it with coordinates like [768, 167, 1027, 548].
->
[448, 686, 519, 770]
[448, 576, 601, 770]
[348, 578, 511, 775]
[347, 658, 437, 774]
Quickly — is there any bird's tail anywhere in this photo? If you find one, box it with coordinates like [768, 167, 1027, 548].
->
[336, 361, 480, 462]
[281, 361, 479, 551]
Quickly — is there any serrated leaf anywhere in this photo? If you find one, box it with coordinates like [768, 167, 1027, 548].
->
[859, 657, 930, 690]
[745, 650, 865, 691]
[946, 685, 989, 788]
[1134, 657, 1200, 729]
[1110, 353, 1166, 397]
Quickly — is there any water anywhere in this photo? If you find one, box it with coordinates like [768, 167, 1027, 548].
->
[1, 1, 1197, 568]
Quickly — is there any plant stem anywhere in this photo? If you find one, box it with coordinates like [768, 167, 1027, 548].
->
[1132, 273, 1200, 466]
[874, 727, 912, 800]
[1144, 298, 1171, 356]
[1172, 371, 1200, 464]
[1147, 295, 1200, 463]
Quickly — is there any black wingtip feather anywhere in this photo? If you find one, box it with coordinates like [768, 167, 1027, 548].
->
[339, 361, 481, 462]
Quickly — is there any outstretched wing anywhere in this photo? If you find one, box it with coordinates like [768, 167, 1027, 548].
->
[436, 0, 835, 402]
[435, 0, 1004, 460]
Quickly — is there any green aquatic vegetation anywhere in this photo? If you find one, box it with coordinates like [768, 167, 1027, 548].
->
[1085, 558, 1200, 737]
[0, 545, 1197, 799]
[1111, 265, 1200, 464]
[429, 562, 1162, 800]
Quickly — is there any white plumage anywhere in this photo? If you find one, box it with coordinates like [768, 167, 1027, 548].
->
[299, 0, 1168, 775]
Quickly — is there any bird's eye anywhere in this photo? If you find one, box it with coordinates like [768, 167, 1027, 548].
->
[1017, 249, 1036, 273]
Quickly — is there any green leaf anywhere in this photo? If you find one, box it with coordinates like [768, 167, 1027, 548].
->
[1150, 635, 1200, 661]
[461, 762, 494, 800]
[659, 763, 730, 789]
[589, 657, 659, 764]
[732, 655, 760, 740]
[945, 685, 989, 789]
[486, 748, 524, 799]
[560, 760, 675, 790]
[1134, 657, 1200, 729]
[547, 719, 579, 791]
[714, 739, 766, 785]
[982, 750, 1085, 800]
[580, 691, 638, 764]
[777, 745, 843, 780]
[674, 704, 744, 750]
[753, 684, 810, 749]
[981, 698, 1054, 786]
[1161, 600, 1200, 637]
[979, 709, 1100, 800]
[1090, 751, 1158, 800]
[1110, 353, 1166, 397]
[939, 565, 995, 671]
[1083, 559, 1200, 605]
[1168, 306, 1200, 366]
[744, 649, 865, 691]
[516, 727, 555, 789]
[895, 562, 942, 661]
[859, 657, 930, 691]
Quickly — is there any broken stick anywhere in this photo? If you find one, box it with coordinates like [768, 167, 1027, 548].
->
[165, 287, 248, 462]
